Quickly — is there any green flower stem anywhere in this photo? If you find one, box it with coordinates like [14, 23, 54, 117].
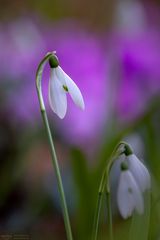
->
[106, 186, 113, 240]
[105, 142, 126, 240]
[92, 171, 106, 240]
[92, 192, 103, 240]
[40, 109, 73, 240]
[92, 141, 128, 240]
[36, 53, 73, 240]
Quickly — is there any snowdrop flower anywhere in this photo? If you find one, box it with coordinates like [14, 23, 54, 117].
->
[48, 55, 85, 119]
[117, 162, 144, 219]
[117, 143, 151, 219]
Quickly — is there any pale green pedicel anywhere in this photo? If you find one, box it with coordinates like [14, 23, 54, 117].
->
[36, 52, 73, 240]
[92, 142, 130, 240]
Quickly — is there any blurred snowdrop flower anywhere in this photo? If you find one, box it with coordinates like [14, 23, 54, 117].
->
[117, 163, 144, 219]
[48, 55, 85, 119]
[117, 144, 151, 219]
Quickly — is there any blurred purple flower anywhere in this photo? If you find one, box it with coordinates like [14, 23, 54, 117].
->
[109, 0, 160, 121]
[117, 31, 160, 120]
[111, 25, 160, 120]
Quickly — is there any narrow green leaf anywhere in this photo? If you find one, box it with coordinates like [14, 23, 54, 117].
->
[70, 148, 93, 239]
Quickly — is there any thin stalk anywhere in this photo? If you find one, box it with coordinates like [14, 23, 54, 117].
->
[92, 142, 126, 240]
[92, 192, 103, 240]
[106, 189, 113, 240]
[41, 109, 73, 240]
[36, 53, 73, 240]
[92, 171, 106, 240]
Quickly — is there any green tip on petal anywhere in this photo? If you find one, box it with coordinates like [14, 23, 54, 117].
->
[63, 85, 69, 92]
[121, 161, 129, 171]
[49, 55, 59, 68]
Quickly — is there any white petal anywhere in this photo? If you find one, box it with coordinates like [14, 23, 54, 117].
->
[56, 66, 85, 110]
[49, 69, 67, 119]
[117, 170, 144, 219]
[132, 184, 144, 215]
[127, 154, 151, 192]
[117, 171, 135, 219]
[54, 66, 66, 85]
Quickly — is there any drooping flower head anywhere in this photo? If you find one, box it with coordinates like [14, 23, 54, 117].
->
[117, 144, 151, 219]
[48, 54, 85, 119]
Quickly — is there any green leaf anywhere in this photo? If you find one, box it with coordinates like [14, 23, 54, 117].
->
[70, 147, 93, 239]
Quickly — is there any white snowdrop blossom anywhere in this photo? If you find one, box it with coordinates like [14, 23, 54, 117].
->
[127, 154, 151, 192]
[48, 57, 85, 119]
[116, 144, 151, 219]
[117, 169, 144, 219]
